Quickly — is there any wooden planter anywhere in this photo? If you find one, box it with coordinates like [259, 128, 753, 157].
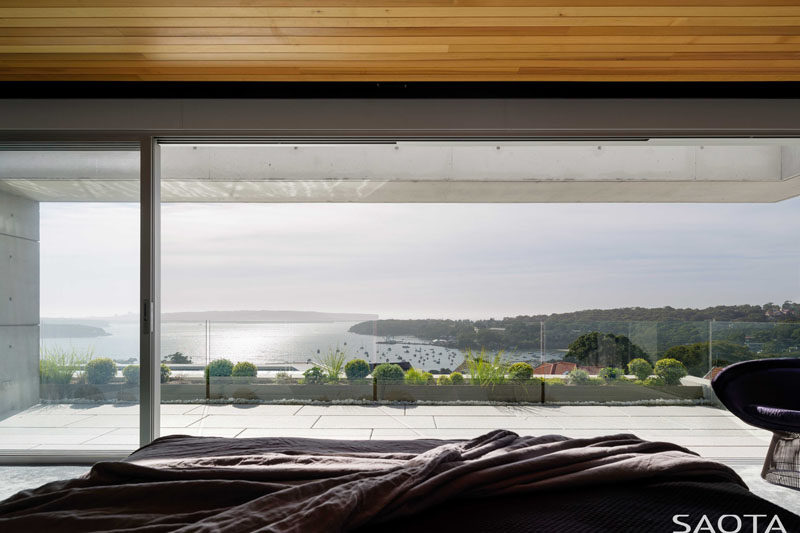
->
[544, 383, 704, 402]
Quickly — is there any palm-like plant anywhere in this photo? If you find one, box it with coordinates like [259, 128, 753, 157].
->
[314, 345, 347, 382]
[464, 348, 507, 387]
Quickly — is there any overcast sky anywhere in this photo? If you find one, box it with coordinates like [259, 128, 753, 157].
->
[40, 199, 800, 319]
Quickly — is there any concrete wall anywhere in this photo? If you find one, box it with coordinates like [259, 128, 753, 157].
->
[0, 190, 39, 416]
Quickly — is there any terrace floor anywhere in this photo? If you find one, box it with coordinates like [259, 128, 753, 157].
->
[1, 403, 799, 511]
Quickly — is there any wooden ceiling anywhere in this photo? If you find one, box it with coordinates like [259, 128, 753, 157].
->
[1, 1, 800, 81]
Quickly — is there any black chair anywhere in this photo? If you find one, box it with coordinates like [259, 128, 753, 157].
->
[712, 358, 800, 490]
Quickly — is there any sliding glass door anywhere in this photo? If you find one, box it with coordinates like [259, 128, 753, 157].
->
[155, 140, 800, 450]
[0, 144, 141, 454]
[2, 137, 798, 459]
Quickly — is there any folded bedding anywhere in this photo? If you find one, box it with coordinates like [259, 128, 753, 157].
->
[0, 429, 797, 532]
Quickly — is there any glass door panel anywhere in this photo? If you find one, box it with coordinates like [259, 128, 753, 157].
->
[0, 145, 140, 453]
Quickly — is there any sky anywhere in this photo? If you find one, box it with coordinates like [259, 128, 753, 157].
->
[39, 199, 800, 320]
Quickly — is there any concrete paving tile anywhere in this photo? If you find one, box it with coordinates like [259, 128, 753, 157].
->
[65, 415, 204, 428]
[670, 417, 752, 430]
[160, 427, 243, 438]
[0, 415, 94, 428]
[190, 415, 318, 429]
[369, 428, 431, 439]
[161, 404, 205, 415]
[617, 406, 730, 417]
[237, 428, 372, 439]
[0, 427, 110, 445]
[313, 415, 435, 429]
[295, 405, 389, 416]
[639, 435, 771, 447]
[434, 416, 564, 429]
[503, 406, 630, 417]
[403, 406, 507, 416]
[0, 443, 38, 450]
[33, 444, 135, 451]
[79, 429, 140, 446]
[194, 405, 303, 416]
[688, 446, 769, 459]
[545, 429, 633, 439]
[52, 405, 140, 416]
[625, 429, 759, 438]
[373, 429, 488, 440]
[556, 417, 686, 430]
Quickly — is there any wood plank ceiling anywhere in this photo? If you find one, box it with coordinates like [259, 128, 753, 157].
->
[1, 1, 800, 81]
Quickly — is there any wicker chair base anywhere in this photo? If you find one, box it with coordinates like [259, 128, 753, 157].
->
[762, 431, 800, 490]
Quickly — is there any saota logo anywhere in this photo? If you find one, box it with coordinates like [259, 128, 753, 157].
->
[672, 514, 787, 533]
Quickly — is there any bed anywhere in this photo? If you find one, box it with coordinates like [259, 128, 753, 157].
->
[0, 430, 797, 532]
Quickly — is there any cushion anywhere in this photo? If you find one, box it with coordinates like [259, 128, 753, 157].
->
[747, 404, 800, 428]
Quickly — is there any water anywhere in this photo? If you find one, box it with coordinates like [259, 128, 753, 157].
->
[41, 321, 564, 372]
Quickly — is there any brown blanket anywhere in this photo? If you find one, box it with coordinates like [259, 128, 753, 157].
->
[0, 430, 745, 532]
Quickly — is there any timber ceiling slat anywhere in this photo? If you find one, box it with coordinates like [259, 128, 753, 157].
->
[0, 1, 798, 80]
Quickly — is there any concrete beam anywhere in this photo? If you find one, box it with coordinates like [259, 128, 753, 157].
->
[1, 142, 798, 203]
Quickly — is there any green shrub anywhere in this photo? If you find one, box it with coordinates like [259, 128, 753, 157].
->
[405, 368, 434, 385]
[303, 366, 326, 384]
[372, 363, 405, 382]
[598, 367, 623, 383]
[543, 377, 566, 386]
[39, 346, 92, 384]
[449, 372, 464, 385]
[344, 359, 370, 380]
[627, 358, 654, 381]
[85, 358, 117, 384]
[508, 362, 534, 382]
[567, 368, 590, 385]
[122, 365, 139, 384]
[232, 361, 258, 377]
[437, 375, 452, 385]
[204, 358, 234, 380]
[654, 358, 688, 385]
[120, 364, 169, 384]
[160, 363, 171, 383]
[643, 376, 666, 387]
[275, 371, 295, 384]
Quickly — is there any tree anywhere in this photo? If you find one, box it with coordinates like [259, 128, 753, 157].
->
[163, 351, 191, 364]
[627, 358, 654, 381]
[565, 331, 649, 368]
[654, 358, 688, 385]
[662, 341, 755, 376]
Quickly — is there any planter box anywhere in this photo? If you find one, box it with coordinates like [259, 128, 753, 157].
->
[39, 380, 699, 404]
[40, 382, 138, 402]
[378, 383, 542, 403]
[544, 383, 703, 402]
[160, 378, 374, 402]
[209, 383, 374, 402]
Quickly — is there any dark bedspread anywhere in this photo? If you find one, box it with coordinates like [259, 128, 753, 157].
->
[0, 430, 797, 532]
